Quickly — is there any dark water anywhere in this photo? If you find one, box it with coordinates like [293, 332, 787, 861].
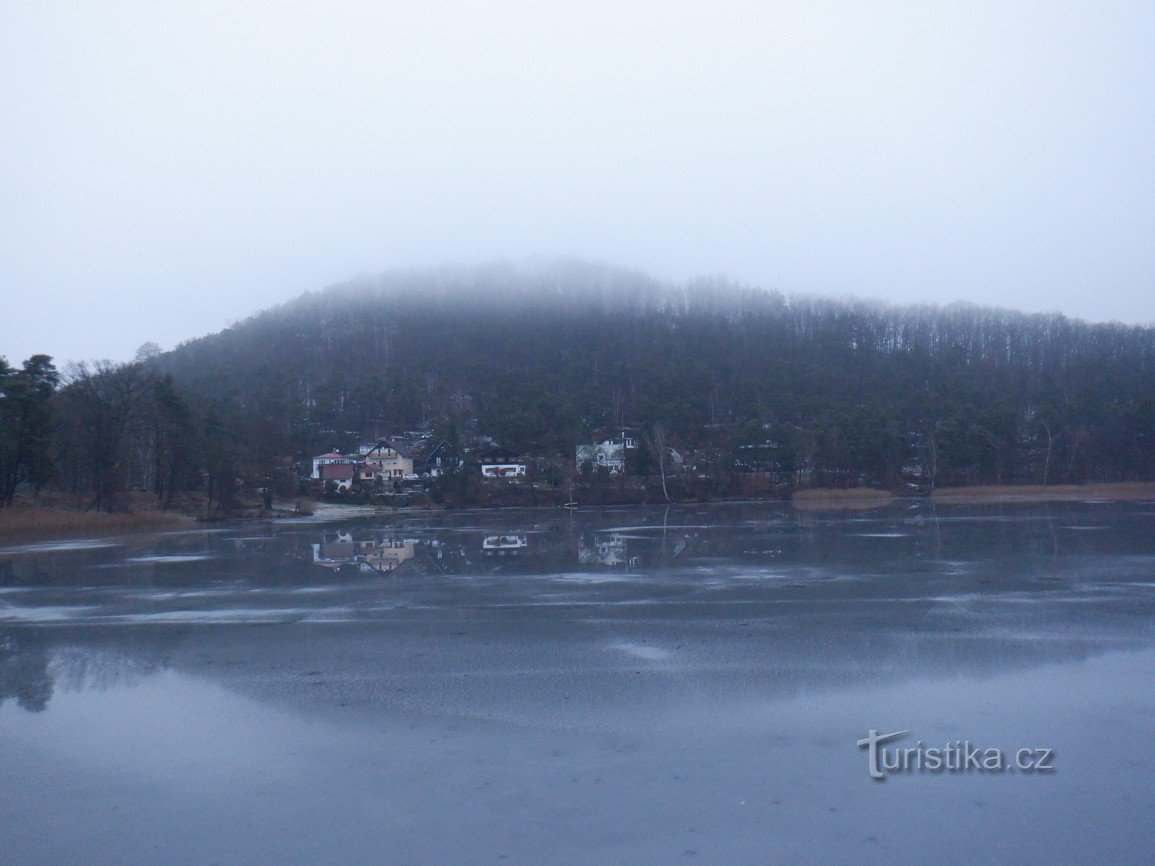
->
[2, 500, 1154, 864]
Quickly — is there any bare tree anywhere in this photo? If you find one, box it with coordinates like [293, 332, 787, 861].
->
[58, 361, 153, 512]
[643, 423, 670, 503]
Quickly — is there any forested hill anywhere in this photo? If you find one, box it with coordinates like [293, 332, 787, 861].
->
[153, 260, 1155, 488]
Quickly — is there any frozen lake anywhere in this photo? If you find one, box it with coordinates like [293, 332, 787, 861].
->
[2, 500, 1154, 864]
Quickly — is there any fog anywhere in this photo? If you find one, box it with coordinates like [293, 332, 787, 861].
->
[2, 1, 1153, 364]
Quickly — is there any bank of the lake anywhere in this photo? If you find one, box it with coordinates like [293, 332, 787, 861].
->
[4, 481, 1155, 546]
[0, 496, 193, 544]
[930, 481, 1155, 503]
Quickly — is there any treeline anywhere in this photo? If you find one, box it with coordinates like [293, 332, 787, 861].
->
[159, 261, 1155, 489]
[0, 356, 56, 506]
[1, 354, 296, 515]
[3, 261, 1153, 511]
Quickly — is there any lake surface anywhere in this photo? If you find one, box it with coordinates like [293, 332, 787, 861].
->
[2, 500, 1154, 864]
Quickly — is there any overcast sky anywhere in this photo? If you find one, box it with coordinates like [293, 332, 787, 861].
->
[2, 1, 1153, 365]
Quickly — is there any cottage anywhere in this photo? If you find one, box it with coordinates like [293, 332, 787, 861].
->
[311, 451, 355, 479]
[577, 429, 641, 475]
[360, 439, 415, 479]
[479, 447, 527, 479]
[421, 440, 454, 478]
[318, 462, 355, 491]
[576, 440, 625, 474]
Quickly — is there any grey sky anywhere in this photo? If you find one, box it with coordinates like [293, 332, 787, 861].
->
[3, 1, 1153, 366]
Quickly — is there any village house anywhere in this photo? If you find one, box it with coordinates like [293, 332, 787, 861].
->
[311, 451, 355, 479]
[318, 462, 355, 491]
[576, 440, 625, 474]
[421, 440, 453, 477]
[479, 446, 527, 479]
[360, 439, 415, 479]
[576, 430, 637, 474]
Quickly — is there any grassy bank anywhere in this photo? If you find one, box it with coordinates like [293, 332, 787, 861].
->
[0, 494, 193, 544]
[791, 487, 893, 510]
[931, 482, 1155, 503]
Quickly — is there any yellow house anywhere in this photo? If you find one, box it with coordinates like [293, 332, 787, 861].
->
[361, 439, 415, 479]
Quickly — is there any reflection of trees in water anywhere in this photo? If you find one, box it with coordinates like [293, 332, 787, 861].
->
[0, 632, 52, 712]
[0, 630, 169, 713]
[49, 646, 166, 693]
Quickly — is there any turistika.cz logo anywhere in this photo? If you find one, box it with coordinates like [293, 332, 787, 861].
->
[857, 730, 1055, 780]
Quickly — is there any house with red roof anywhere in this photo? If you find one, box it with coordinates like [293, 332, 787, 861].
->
[318, 462, 355, 491]
[311, 451, 355, 479]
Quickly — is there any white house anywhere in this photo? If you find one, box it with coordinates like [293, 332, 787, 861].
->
[311, 451, 355, 479]
[479, 447, 527, 479]
[576, 440, 625, 474]
[483, 535, 528, 552]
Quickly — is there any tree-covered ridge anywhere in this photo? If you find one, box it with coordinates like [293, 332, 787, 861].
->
[157, 261, 1154, 488]
[3, 261, 1153, 513]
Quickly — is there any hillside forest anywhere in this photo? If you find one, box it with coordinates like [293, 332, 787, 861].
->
[3, 262, 1153, 512]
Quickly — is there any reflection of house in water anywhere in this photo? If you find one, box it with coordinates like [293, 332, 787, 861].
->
[482, 535, 528, 555]
[311, 531, 416, 573]
[359, 538, 417, 573]
[578, 533, 640, 568]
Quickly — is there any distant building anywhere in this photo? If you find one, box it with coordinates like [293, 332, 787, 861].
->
[577, 429, 641, 475]
[318, 462, 355, 491]
[479, 447, 527, 479]
[577, 440, 625, 474]
[420, 441, 454, 478]
[311, 451, 354, 479]
[360, 439, 414, 479]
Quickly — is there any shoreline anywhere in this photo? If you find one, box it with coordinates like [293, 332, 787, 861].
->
[790, 481, 1155, 508]
[0, 494, 198, 548]
[2, 482, 1153, 546]
[928, 482, 1155, 504]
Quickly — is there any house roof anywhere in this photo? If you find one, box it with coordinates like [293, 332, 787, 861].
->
[314, 452, 348, 460]
[479, 446, 523, 463]
[365, 438, 413, 459]
[320, 463, 355, 480]
[419, 440, 449, 461]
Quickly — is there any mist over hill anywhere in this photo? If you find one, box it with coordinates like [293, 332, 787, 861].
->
[150, 259, 1154, 487]
[7, 260, 1152, 515]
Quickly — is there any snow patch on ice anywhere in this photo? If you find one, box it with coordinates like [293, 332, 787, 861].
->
[0, 539, 121, 555]
[125, 554, 214, 564]
[609, 641, 671, 661]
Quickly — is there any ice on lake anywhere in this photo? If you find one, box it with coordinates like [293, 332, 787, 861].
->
[2, 500, 1153, 864]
